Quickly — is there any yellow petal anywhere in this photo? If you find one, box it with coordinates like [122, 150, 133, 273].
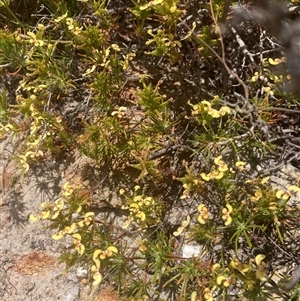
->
[214, 171, 224, 179]
[255, 254, 266, 265]
[66, 223, 76, 233]
[219, 106, 231, 115]
[72, 233, 82, 240]
[78, 220, 84, 227]
[107, 246, 118, 254]
[275, 190, 284, 199]
[79, 244, 85, 256]
[173, 226, 184, 236]
[201, 100, 211, 107]
[214, 156, 222, 165]
[198, 204, 205, 211]
[288, 185, 300, 192]
[268, 58, 281, 65]
[212, 263, 220, 271]
[200, 173, 210, 181]
[85, 212, 94, 217]
[225, 216, 232, 226]
[41, 210, 50, 219]
[29, 214, 39, 222]
[52, 232, 63, 240]
[93, 258, 101, 269]
[217, 275, 226, 285]
[191, 291, 197, 301]
[209, 109, 220, 118]
[226, 204, 233, 213]
[92, 272, 102, 285]
[27, 31, 36, 39]
[170, 5, 177, 13]
[260, 176, 269, 184]
[93, 249, 102, 259]
[256, 269, 267, 281]
[197, 216, 206, 224]
[181, 215, 190, 227]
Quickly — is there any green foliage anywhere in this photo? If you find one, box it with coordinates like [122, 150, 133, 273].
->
[1, 0, 300, 300]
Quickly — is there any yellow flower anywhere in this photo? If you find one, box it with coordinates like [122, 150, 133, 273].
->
[217, 274, 236, 287]
[197, 204, 209, 224]
[229, 259, 250, 275]
[52, 198, 65, 219]
[260, 176, 269, 184]
[212, 263, 220, 272]
[93, 246, 118, 262]
[54, 12, 68, 23]
[134, 185, 141, 191]
[200, 172, 213, 181]
[91, 260, 102, 285]
[122, 219, 131, 229]
[203, 287, 213, 301]
[275, 190, 291, 200]
[251, 72, 259, 82]
[29, 214, 39, 222]
[18, 155, 30, 173]
[27, 31, 44, 46]
[144, 196, 153, 206]
[251, 190, 262, 202]
[111, 106, 127, 118]
[52, 224, 76, 240]
[214, 156, 228, 172]
[105, 246, 118, 256]
[136, 210, 146, 221]
[235, 161, 246, 171]
[208, 108, 220, 118]
[62, 182, 74, 197]
[268, 58, 281, 65]
[268, 202, 278, 211]
[139, 244, 147, 252]
[288, 185, 300, 192]
[222, 204, 233, 226]
[255, 254, 267, 281]
[262, 86, 274, 96]
[210, 170, 224, 179]
[73, 233, 85, 256]
[201, 100, 211, 109]
[173, 215, 190, 236]
[219, 106, 231, 116]
[78, 212, 94, 227]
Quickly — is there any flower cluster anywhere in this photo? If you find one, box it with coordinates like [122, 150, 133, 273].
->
[91, 246, 118, 285]
[30, 182, 96, 257]
[197, 204, 209, 224]
[229, 254, 267, 282]
[54, 13, 82, 35]
[121, 186, 162, 230]
[189, 99, 230, 123]
[201, 156, 228, 181]
[173, 215, 190, 236]
[30, 197, 65, 222]
[222, 204, 233, 226]
[111, 106, 127, 118]
[51, 212, 95, 240]
[17, 150, 43, 173]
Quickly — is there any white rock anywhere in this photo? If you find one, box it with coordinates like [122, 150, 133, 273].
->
[182, 244, 203, 258]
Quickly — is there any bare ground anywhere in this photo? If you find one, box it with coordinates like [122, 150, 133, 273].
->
[0, 136, 122, 301]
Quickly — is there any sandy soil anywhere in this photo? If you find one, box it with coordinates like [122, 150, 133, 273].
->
[0, 136, 121, 301]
